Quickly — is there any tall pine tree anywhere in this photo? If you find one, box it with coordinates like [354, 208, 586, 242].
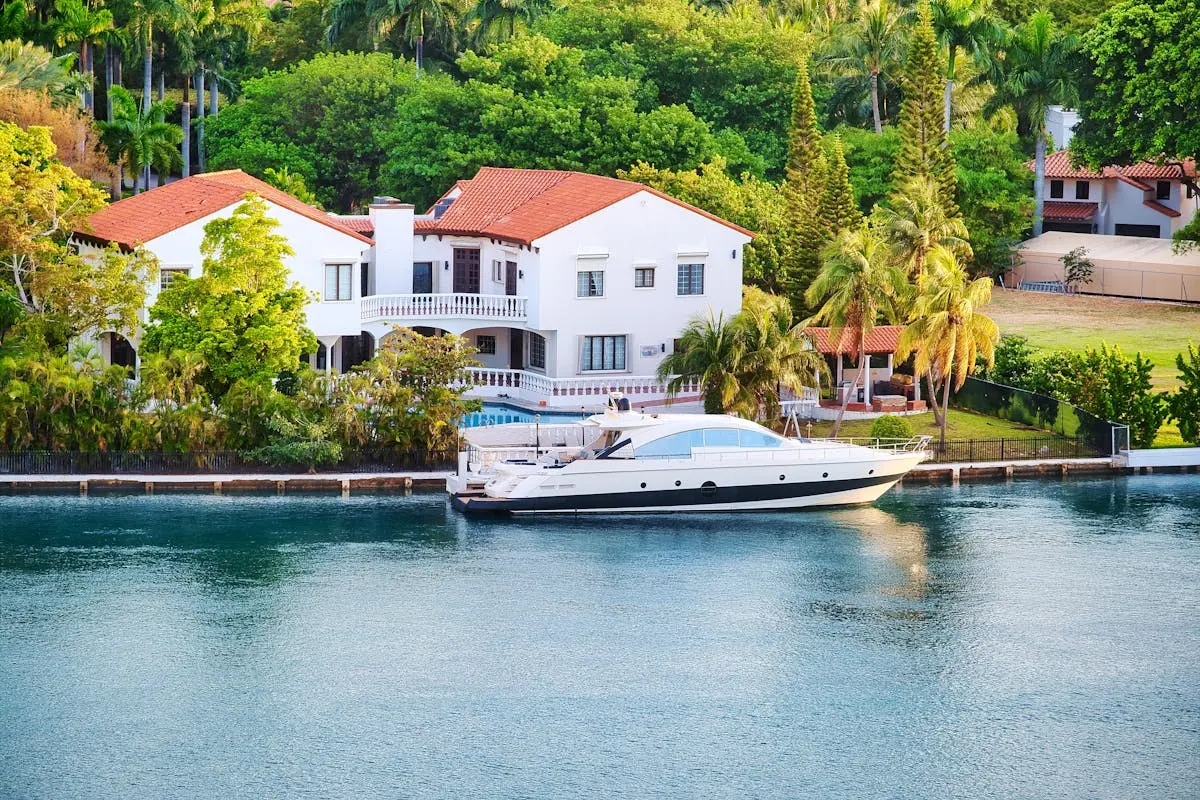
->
[781, 57, 828, 309]
[820, 135, 863, 239]
[893, 3, 960, 220]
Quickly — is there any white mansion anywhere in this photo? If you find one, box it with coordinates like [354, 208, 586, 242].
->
[75, 167, 752, 407]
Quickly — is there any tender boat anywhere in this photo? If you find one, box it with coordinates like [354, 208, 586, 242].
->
[449, 395, 931, 515]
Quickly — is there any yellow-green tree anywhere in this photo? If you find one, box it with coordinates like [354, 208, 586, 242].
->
[897, 245, 999, 447]
[141, 195, 316, 397]
[0, 121, 154, 350]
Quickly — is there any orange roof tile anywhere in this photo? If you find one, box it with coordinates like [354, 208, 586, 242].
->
[329, 214, 375, 234]
[78, 170, 372, 249]
[1043, 201, 1098, 221]
[414, 167, 754, 246]
[804, 325, 905, 355]
[1142, 198, 1181, 218]
[1033, 150, 1199, 182]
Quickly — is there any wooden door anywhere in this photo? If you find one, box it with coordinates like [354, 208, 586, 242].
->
[505, 261, 517, 296]
[509, 329, 524, 370]
[452, 248, 480, 293]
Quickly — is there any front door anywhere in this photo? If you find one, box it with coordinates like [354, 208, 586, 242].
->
[510, 329, 524, 370]
[452, 248, 480, 293]
[505, 261, 517, 296]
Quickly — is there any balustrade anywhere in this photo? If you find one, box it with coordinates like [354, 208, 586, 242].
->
[362, 293, 528, 322]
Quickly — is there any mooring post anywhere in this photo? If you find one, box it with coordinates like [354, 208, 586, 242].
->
[950, 467, 960, 486]
[145, 481, 153, 495]
[79, 480, 87, 497]
[276, 480, 285, 495]
[341, 479, 350, 498]
[213, 481, 222, 495]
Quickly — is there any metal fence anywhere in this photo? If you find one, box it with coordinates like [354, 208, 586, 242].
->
[950, 377, 1121, 455]
[927, 436, 1100, 464]
[0, 449, 457, 475]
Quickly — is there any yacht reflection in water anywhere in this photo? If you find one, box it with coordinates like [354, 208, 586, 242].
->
[830, 506, 932, 600]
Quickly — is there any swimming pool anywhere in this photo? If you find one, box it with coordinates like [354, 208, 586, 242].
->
[462, 402, 592, 427]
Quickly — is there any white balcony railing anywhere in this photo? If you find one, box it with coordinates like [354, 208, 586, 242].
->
[461, 368, 702, 407]
[362, 293, 528, 323]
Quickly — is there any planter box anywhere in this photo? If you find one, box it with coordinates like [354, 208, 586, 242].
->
[871, 395, 907, 412]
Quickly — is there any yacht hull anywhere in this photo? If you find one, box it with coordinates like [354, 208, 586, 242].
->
[452, 461, 918, 515]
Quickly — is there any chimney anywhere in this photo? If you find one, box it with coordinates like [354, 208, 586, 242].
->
[368, 199, 414, 295]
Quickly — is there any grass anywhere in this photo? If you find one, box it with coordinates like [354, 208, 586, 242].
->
[800, 408, 1059, 440]
[987, 288, 1199, 389]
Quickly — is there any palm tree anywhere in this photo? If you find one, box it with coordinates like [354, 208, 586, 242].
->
[983, 10, 1077, 237]
[122, 0, 188, 113]
[0, 38, 86, 101]
[97, 84, 182, 194]
[51, 0, 112, 112]
[325, 0, 457, 73]
[876, 175, 972, 278]
[657, 311, 746, 415]
[930, 0, 1003, 132]
[736, 287, 827, 420]
[897, 245, 998, 447]
[805, 224, 907, 435]
[467, 0, 555, 48]
[825, 0, 904, 134]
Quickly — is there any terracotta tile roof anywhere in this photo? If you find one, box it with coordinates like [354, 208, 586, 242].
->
[1142, 198, 1181, 218]
[1034, 151, 1103, 179]
[329, 214, 375, 234]
[804, 325, 905, 355]
[413, 167, 754, 246]
[78, 170, 373, 249]
[1033, 150, 1199, 182]
[1043, 201, 1098, 221]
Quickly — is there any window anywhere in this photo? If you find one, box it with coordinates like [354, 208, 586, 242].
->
[580, 335, 626, 371]
[360, 263, 371, 297]
[412, 262, 433, 294]
[159, 267, 189, 291]
[738, 429, 785, 448]
[1156, 180, 1171, 200]
[577, 270, 604, 297]
[634, 267, 655, 288]
[528, 332, 546, 369]
[476, 335, 496, 355]
[1050, 180, 1064, 199]
[677, 263, 704, 295]
[491, 260, 504, 282]
[324, 263, 352, 300]
[1075, 180, 1090, 200]
[636, 427, 785, 459]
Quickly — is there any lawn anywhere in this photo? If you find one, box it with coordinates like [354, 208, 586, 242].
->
[987, 288, 1199, 389]
[801, 408, 1058, 440]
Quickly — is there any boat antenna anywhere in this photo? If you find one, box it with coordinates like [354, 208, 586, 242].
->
[534, 413, 541, 457]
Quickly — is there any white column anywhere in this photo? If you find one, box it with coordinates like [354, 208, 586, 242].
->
[318, 335, 339, 377]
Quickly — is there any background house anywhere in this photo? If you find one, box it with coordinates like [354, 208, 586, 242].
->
[77, 167, 752, 407]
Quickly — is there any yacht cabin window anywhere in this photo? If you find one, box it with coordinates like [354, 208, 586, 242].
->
[635, 427, 786, 458]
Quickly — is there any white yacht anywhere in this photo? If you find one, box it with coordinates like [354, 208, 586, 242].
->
[450, 397, 931, 515]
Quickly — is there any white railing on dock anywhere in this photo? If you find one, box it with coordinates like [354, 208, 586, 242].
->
[362, 293, 528, 322]
[461, 367, 702, 404]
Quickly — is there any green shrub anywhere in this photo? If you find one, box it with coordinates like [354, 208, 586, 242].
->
[1169, 343, 1200, 445]
[869, 415, 914, 440]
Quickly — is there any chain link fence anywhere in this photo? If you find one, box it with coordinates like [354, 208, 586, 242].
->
[950, 377, 1120, 455]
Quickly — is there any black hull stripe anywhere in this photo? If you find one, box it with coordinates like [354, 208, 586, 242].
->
[453, 473, 900, 514]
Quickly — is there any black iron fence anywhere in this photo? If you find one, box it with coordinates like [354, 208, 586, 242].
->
[927, 436, 1101, 464]
[0, 449, 457, 475]
[951, 377, 1122, 455]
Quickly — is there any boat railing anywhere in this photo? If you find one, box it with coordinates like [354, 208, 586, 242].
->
[807, 436, 933, 453]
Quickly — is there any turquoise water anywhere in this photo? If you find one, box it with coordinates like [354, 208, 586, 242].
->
[463, 401, 591, 427]
[1, 476, 1198, 798]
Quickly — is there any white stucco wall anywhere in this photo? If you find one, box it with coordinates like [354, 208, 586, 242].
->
[532, 191, 749, 378]
[125, 199, 370, 340]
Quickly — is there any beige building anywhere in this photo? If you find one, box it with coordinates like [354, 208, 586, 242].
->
[1013, 232, 1200, 302]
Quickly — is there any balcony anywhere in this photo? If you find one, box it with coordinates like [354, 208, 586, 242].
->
[362, 293, 528, 324]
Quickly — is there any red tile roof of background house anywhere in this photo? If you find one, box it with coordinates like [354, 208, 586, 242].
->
[329, 214, 375, 234]
[1042, 201, 1099, 220]
[413, 167, 754, 246]
[804, 325, 905, 355]
[1143, 199, 1181, 218]
[78, 170, 373, 249]
[1034, 150, 1198, 181]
